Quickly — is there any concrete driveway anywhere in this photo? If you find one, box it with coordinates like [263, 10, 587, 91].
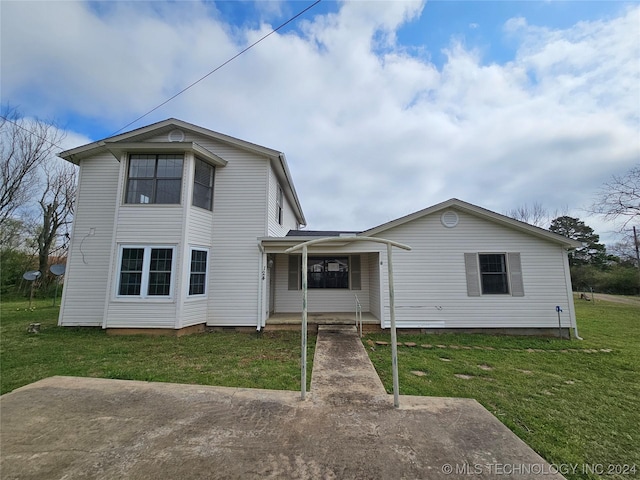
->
[0, 326, 563, 479]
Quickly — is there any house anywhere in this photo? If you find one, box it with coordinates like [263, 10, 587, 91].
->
[58, 118, 582, 337]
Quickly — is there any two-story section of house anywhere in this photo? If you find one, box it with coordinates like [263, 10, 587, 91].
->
[60, 118, 582, 337]
[58, 118, 305, 333]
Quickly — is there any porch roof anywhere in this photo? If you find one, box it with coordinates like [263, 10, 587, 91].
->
[286, 230, 361, 237]
[258, 234, 383, 252]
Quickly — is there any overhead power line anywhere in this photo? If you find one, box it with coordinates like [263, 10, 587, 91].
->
[0, 115, 67, 152]
[111, 0, 322, 136]
[1, 1, 322, 148]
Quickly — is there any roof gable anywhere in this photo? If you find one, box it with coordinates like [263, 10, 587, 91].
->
[58, 118, 306, 226]
[58, 118, 283, 162]
[361, 198, 582, 248]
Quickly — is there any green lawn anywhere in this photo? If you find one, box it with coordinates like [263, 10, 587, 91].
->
[364, 298, 640, 480]
[2, 296, 638, 479]
[0, 297, 314, 395]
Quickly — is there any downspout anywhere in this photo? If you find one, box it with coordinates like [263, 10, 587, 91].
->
[563, 246, 583, 340]
[257, 243, 265, 331]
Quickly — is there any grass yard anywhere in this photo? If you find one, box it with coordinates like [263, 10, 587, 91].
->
[364, 298, 640, 480]
[1, 295, 638, 479]
[0, 297, 314, 395]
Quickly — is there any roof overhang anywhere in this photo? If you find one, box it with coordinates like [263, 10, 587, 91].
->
[259, 236, 383, 253]
[102, 141, 228, 167]
[57, 117, 306, 226]
[361, 198, 583, 249]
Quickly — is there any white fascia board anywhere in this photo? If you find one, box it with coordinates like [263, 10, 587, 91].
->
[362, 198, 582, 248]
[276, 153, 306, 227]
[58, 117, 277, 164]
[60, 141, 229, 168]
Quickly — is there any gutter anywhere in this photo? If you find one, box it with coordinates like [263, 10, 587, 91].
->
[257, 243, 265, 331]
[278, 153, 307, 227]
[563, 247, 583, 340]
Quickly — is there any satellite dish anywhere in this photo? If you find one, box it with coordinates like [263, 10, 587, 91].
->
[23, 271, 41, 281]
[50, 264, 66, 276]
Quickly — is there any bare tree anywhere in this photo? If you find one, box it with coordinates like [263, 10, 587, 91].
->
[0, 106, 65, 226]
[36, 163, 77, 281]
[591, 164, 640, 229]
[505, 202, 549, 227]
[607, 232, 638, 266]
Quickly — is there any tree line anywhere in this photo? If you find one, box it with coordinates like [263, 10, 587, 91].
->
[1, 107, 77, 296]
[505, 166, 640, 295]
[0, 107, 638, 297]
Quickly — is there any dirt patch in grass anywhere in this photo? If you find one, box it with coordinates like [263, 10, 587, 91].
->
[591, 293, 640, 306]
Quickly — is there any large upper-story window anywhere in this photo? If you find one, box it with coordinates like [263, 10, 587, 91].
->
[126, 154, 183, 204]
[193, 157, 214, 210]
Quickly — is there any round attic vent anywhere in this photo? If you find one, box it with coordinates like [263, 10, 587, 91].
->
[441, 210, 459, 228]
[168, 129, 185, 142]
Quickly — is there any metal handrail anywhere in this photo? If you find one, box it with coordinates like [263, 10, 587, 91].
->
[354, 294, 362, 337]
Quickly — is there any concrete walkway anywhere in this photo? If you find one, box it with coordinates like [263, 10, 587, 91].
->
[0, 327, 564, 479]
[311, 325, 388, 405]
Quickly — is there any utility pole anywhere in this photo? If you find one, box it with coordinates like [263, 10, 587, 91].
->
[634, 226, 640, 291]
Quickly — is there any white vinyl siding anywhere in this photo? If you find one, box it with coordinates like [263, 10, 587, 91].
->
[373, 210, 574, 329]
[60, 127, 307, 329]
[58, 154, 119, 327]
[104, 302, 178, 328]
[106, 147, 188, 329]
[180, 161, 213, 328]
[267, 165, 298, 236]
[202, 138, 268, 326]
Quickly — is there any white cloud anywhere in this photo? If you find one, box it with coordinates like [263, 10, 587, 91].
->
[1, 1, 637, 244]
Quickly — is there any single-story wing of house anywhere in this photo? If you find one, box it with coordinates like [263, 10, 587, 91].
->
[57, 118, 582, 337]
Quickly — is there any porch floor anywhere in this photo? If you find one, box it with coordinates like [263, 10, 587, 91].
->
[266, 311, 379, 326]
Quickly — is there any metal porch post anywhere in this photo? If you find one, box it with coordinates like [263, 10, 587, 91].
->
[301, 245, 308, 400]
[387, 243, 400, 408]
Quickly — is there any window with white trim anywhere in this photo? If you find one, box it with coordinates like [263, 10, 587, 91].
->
[117, 246, 175, 298]
[125, 154, 183, 204]
[464, 252, 524, 297]
[288, 255, 361, 290]
[276, 184, 283, 225]
[193, 157, 214, 210]
[188, 248, 208, 296]
[479, 254, 509, 294]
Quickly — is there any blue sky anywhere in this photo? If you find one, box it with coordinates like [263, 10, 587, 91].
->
[1, 1, 638, 243]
